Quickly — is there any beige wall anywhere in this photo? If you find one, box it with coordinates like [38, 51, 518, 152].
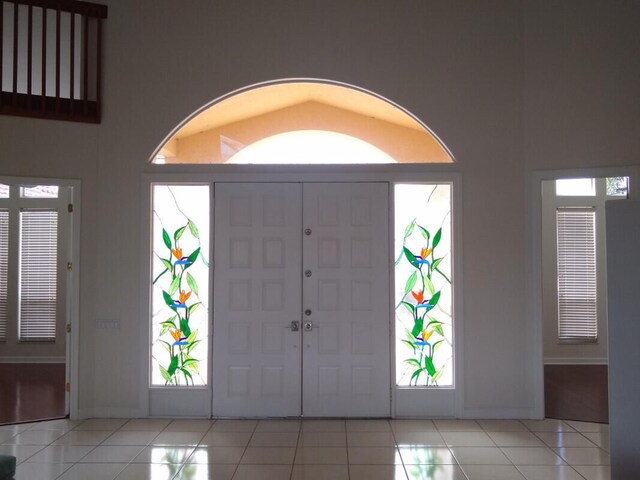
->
[0, 0, 638, 417]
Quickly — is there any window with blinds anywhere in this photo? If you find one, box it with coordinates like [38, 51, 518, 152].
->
[556, 208, 597, 343]
[18, 209, 58, 341]
[0, 210, 8, 341]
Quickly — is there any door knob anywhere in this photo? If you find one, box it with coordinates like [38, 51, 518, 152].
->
[304, 270, 312, 278]
[287, 321, 300, 332]
[304, 321, 313, 331]
[304, 228, 312, 236]
[304, 309, 312, 316]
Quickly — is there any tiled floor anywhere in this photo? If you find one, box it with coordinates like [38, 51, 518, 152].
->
[0, 418, 610, 479]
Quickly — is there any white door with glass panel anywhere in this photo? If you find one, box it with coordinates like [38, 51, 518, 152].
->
[212, 182, 390, 417]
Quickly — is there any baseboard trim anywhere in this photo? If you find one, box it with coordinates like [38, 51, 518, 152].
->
[0, 356, 65, 364]
[544, 357, 608, 365]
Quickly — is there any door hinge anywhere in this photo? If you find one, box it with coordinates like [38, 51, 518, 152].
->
[66, 323, 71, 333]
[65, 382, 71, 393]
[68, 203, 73, 213]
[67, 261, 73, 271]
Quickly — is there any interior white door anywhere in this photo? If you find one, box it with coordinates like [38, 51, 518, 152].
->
[212, 183, 302, 417]
[301, 183, 390, 417]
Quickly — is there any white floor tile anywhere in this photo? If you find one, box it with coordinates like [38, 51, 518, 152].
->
[27, 444, 94, 463]
[477, 420, 527, 432]
[115, 463, 180, 480]
[4, 429, 67, 445]
[78, 445, 145, 463]
[0, 444, 44, 463]
[516, 465, 584, 480]
[57, 462, 127, 480]
[294, 447, 348, 464]
[291, 464, 349, 480]
[301, 419, 345, 432]
[164, 419, 213, 432]
[390, 419, 437, 432]
[572, 465, 611, 480]
[347, 431, 396, 446]
[404, 464, 468, 480]
[132, 445, 195, 464]
[564, 421, 609, 434]
[211, 420, 257, 432]
[520, 419, 575, 433]
[120, 418, 171, 432]
[199, 431, 252, 446]
[186, 446, 245, 464]
[175, 463, 236, 480]
[349, 465, 408, 480]
[461, 464, 526, 480]
[346, 419, 392, 432]
[249, 432, 299, 447]
[232, 464, 292, 480]
[255, 420, 301, 433]
[434, 420, 482, 432]
[299, 431, 346, 447]
[100, 430, 159, 446]
[240, 447, 296, 464]
[15, 461, 73, 480]
[398, 446, 457, 465]
[500, 447, 566, 466]
[487, 431, 546, 447]
[75, 419, 128, 431]
[553, 447, 610, 466]
[441, 431, 495, 447]
[53, 430, 113, 446]
[535, 432, 597, 448]
[348, 446, 403, 464]
[449, 446, 511, 465]
[394, 431, 446, 446]
[150, 430, 206, 446]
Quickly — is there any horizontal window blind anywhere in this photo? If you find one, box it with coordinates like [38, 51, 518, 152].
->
[556, 208, 597, 342]
[19, 209, 58, 341]
[0, 210, 8, 341]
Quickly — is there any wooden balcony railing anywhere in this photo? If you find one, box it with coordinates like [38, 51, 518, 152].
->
[0, 0, 107, 123]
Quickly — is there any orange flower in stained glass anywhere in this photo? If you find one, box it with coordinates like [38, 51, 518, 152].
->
[420, 247, 432, 259]
[169, 328, 181, 342]
[172, 248, 183, 260]
[411, 290, 424, 304]
[179, 290, 191, 304]
[421, 329, 434, 342]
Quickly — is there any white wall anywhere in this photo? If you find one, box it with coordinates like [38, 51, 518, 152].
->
[0, 0, 638, 418]
[606, 200, 640, 477]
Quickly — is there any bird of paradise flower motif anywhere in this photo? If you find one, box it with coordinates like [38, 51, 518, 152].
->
[153, 218, 205, 386]
[396, 208, 452, 386]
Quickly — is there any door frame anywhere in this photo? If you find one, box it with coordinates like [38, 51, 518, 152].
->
[0, 176, 81, 420]
[140, 167, 463, 418]
[529, 165, 640, 420]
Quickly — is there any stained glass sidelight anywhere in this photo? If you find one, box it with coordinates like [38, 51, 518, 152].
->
[151, 185, 209, 386]
[395, 184, 453, 386]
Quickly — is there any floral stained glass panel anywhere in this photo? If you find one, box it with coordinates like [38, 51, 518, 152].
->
[151, 185, 209, 386]
[395, 184, 453, 387]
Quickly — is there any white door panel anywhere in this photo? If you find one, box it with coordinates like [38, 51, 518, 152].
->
[212, 183, 302, 417]
[302, 183, 390, 417]
[212, 182, 390, 417]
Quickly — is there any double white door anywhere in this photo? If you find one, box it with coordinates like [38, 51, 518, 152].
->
[212, 182, 390, 417]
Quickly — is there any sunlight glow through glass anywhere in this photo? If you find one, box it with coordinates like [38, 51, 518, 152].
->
[226, 130, 396, 164]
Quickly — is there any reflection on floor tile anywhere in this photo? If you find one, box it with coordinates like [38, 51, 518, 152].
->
[0, 416, 612, 479]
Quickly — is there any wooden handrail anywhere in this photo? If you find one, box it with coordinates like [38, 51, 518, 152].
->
[0, 0, 107, 123]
